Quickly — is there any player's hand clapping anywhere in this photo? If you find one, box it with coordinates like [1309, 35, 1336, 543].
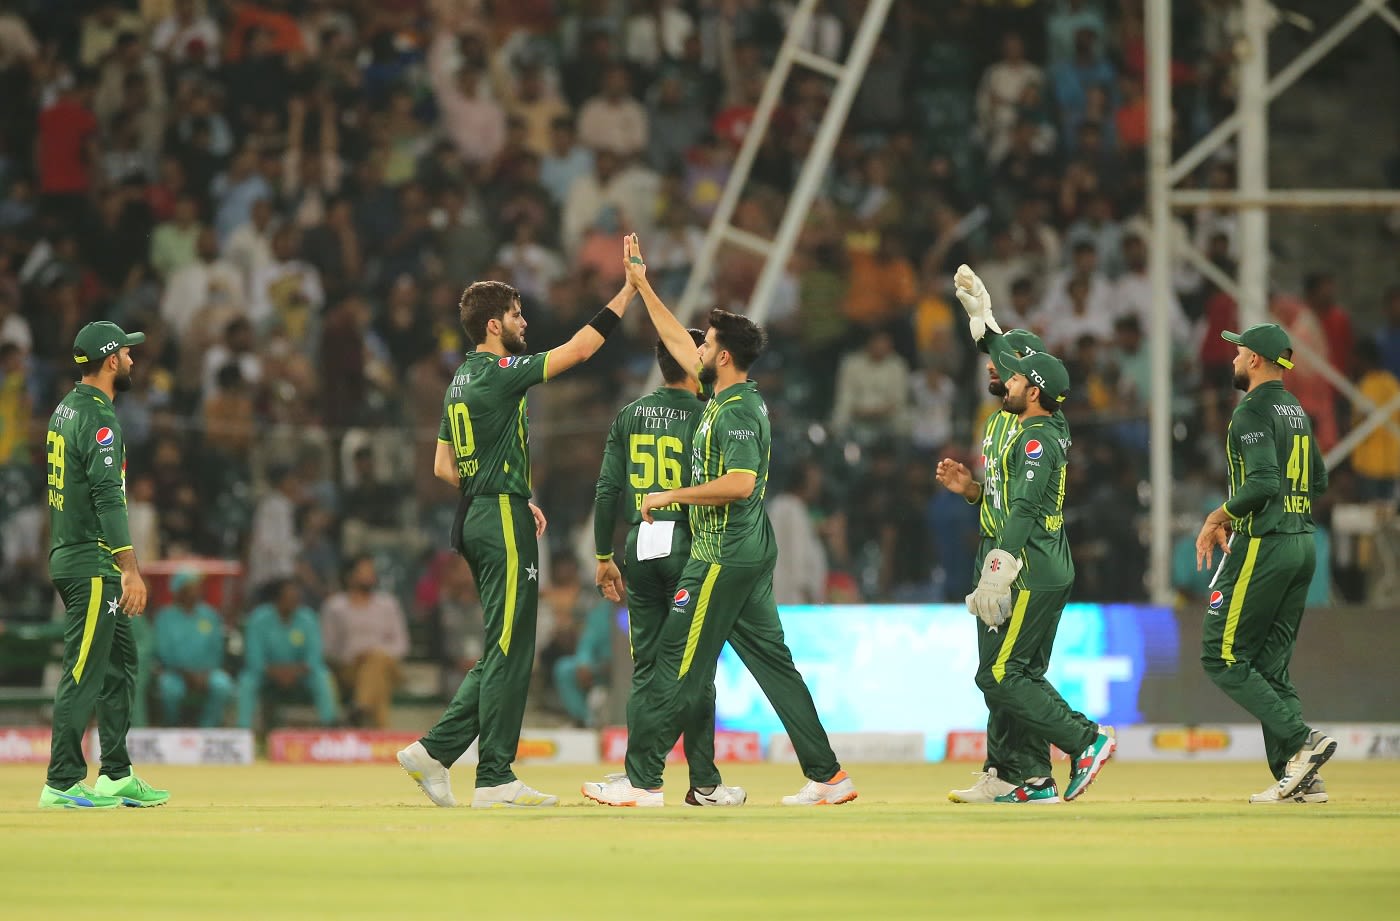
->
[624, 234, 648, 287]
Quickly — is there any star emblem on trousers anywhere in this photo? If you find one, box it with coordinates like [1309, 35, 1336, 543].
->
[526, 564, 538, 582]
[107, 598, 120, 616]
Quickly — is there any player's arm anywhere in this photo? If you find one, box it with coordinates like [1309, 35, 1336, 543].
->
[593, 417, 625, 561]
[625, 234, 700, 382]
[641, 404, 760, 519]
[434, 411, 459, 486]
[85, 419, 146, 615]
[543, 281, 636, 378]
[1220, 409, 1281, 520]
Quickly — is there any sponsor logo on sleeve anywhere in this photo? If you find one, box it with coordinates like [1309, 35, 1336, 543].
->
[1024, 439, 1043, 460]
[95, 427, 115, 447]
[498, 356, 518, 368]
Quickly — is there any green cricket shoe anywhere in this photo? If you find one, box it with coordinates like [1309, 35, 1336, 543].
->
[38, 782, 122, 809]
[1064, 726, 1117, 802]
[993, 777, 1062, 804]
[95, 773, 170, 807]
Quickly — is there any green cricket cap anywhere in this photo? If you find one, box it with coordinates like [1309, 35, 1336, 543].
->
[1221, 323, 1293, 369]
[73, 321, 145, 366]
[1006, 350, 1071, 403]
[984, 328, 1047, 380]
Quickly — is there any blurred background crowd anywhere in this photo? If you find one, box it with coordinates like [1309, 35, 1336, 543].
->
[0, 0, 1396, 729]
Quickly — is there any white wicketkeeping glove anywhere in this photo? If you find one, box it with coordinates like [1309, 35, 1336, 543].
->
[953, 264, 1003, 342]
[965, 549, 1022, 630]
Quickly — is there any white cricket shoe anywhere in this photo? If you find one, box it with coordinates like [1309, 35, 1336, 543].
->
[471, 779, 559, 809]
[685, 784, 747, 806]
[581, 774, 664, 807]
[948, 767, 1017, 804]
[781, 770, 858, 806]
[1275, 731, 1337, 799]
[397, 741, 456, 807]
[1250, 776, 1328, 804]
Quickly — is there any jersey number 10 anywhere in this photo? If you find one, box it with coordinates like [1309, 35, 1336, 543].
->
[629, 434, 684, 490]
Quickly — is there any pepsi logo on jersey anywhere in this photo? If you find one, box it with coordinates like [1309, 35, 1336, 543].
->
[1024, 440, 1043, 460]
[95, 427, 115, 447]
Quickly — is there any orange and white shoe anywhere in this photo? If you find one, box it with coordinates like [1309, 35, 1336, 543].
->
[581, 773, 664, 808]
[781, 770, 858, 806]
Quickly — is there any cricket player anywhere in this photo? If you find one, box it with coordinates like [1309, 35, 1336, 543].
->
[398, 278, 637, 809]
[584, 235, 854, 807]
[1194, 323, 1337, 804]
[39, 321, 168, 809]
[937, 270, 1115, 804]
[587, 330, 746, 807]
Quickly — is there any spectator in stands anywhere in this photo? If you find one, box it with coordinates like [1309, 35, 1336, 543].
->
[237, 578, 338, 730]
[578, 64, 648, 158]
[550, 596, 614, 728]
[1113, 233, 1192, 346]
[1049, 27, 1116, 145]
[321, 555, 408, 728]
[978, 33, 1044, 164]
[155, 571, 233, 727]
[768, 462, 830, 605]
[1303, 271, 1355, 382]
[161, 226, 245, 342]
[249, 224, 324, 349]
[540, 115, 595, 207]
[247, 465, 304, 600]
[831, 329, 912, 442]
[36, 70, 99, 227]
[1350, 340, 1400, 501]
[0, 342, 30, 467]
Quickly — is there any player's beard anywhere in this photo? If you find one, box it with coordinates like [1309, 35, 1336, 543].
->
[501, 327, 527, 355]
[1232, 370, 1250, 392]
[114, 366, 134, 392]
[698, 356, 719, 391]
[987, 379, 1007, 398]
[1001, 390, 1028, 415]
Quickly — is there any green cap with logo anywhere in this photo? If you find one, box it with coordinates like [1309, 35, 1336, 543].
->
[1221, 323, 1293, 369]
[73, 321, 145, 367]
[1006, 350, 1071, 403]
[984, 328, 1047, 381]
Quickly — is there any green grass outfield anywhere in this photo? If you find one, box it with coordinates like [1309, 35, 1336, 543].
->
[2, 761, 1398, 920]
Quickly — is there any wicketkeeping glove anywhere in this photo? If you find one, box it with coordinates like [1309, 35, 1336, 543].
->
[953, 264, 1003, 343]
[965, 549, 1022, 630]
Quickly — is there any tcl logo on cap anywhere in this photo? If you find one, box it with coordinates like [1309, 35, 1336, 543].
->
[95, 427, 114, 447]
[673, 589, 690, 607]
[1209, 591, 1224, 609]
[1024, 440, 1043, 460]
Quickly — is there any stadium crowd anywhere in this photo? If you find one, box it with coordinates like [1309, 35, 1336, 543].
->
[0, 0, 1396, 729]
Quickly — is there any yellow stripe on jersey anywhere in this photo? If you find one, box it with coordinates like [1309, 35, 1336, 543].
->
[1221, 538, 1261, 666]
[679, 564, 722, 678]
[73, 577, 103, 684]
[991, 590, 1032, 683]
[498, 496, 519, 655]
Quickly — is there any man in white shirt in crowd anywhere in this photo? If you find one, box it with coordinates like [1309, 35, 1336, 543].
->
[321, 555, 410, 729]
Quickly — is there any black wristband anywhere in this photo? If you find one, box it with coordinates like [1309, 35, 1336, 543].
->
[588, 308, 622, 338]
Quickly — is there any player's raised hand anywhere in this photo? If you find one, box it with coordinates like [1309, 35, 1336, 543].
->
[529, 501, 548, 538]
[624, 234, 648, 287]
[953, 264, 1002, 340]
[595, 559, 624, 603]
[935, 458, 975, 498]
[639, 491, 671, 523]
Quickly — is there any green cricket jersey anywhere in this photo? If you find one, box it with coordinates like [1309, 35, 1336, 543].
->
[593, 386, 702, 560]
[995, 412, 1074, 589]
[977, 410, 1020, 539]
[688, 381, 774, 565]
[1222, 380, 1328, 537]
[46, 383, 132, 579]
[437, 351, 550, 498]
